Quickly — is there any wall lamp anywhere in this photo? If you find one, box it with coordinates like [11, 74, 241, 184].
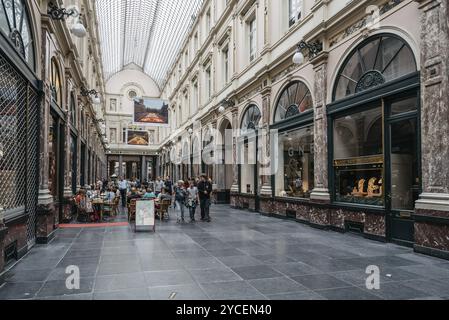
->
[219, 98, 235, 113]
[292, 40, 323, 65]
[48, 2, 87, 38]
[81, 87, 101, 105]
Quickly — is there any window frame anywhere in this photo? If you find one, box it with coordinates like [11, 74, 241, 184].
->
[332, 34, 417, 102]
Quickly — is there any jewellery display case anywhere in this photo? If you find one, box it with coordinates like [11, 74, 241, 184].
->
[334, 155, 384, 206]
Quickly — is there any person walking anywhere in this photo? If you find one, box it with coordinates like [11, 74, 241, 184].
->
[197, 174, 213, 222]
[174, 180, 187, 223]
[186, 180, 199, 222]
[154, 177, 164, 196]
[118, 176, 128, 207]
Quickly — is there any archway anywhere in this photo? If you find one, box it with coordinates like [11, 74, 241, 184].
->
[216, 118, 233, 203]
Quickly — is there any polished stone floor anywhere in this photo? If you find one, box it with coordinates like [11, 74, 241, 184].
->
[1, 205, 449, 300]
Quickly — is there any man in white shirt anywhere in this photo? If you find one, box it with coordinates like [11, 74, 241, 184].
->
[118, 177, 128, 207]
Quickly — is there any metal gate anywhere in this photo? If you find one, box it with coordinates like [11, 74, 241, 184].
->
[0, 53, 40, 248]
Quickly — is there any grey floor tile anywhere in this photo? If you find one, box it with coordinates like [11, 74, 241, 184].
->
[145, 270, 195, 287]
[267, 291, 326, 300]
[4, 269, 53, 283]
[0, 282, 43, 300]
[201, 281, 263, 300]
[271, 262, 322, 277]
[47, 264, 98, 280]
[149, 284, 209, 300]
[189, 268, 242, 283]
[177, 257, 224, 270]
[231, 265, 283, 280]
[248, 277, 308, 295]
[93, 288, 150, 300]
[94, 273, 147, 291]
[292, 274, 353, 290]
[401, 278, 449, 297]
[36, 278, 94, 298]
[359, 282, 429, 300]
[317, 286, 383, 300]
[218, 255, 263, 268]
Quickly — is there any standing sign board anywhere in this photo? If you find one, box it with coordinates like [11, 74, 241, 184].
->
[135, 200, 156, 232]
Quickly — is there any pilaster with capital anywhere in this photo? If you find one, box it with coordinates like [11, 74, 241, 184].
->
[230, 107, 239, 192]
[413, 0, 449, 257]
[310, 52, 331, 203]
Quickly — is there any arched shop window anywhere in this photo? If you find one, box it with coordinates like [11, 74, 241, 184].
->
[331, 34, 420, 215]
[51, 58, 62, 107]
[273, 82, 314, 199]
[0, 0, 35, 69]
[333, 35, 416, 101]
[240, 104, 261, 135]
[239, 104, 261, 194]
[274, 81, 313, 122]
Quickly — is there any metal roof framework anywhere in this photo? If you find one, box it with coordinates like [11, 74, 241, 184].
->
[95, 0, 204, 89]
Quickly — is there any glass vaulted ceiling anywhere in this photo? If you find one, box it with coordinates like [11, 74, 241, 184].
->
[96, 0, 204, 89]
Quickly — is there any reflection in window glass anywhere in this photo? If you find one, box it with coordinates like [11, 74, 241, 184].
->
[391, 96, 417, 115]
[333, 107, 384, 206]
[391, 118, 419, 211]
[275, 126, 314, 198]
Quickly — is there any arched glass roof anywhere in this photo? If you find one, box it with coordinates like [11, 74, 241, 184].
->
[95, 0, 204, 89]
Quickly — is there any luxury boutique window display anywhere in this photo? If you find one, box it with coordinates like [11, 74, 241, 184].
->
[272, 81, 314, 200]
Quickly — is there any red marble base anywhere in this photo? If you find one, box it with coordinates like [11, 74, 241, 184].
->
[233, 193, 386, 240]
[0, 226, 7, 275]
[0, 217, 28, 276]
[414, 209, 449, 259]
[36, 202, 57, 244]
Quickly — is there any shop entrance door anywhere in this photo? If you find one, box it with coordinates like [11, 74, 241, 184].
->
[386, 97, 420, 247]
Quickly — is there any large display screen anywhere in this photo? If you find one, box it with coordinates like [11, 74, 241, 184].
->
[134, 98, 169, 126]
[127, 130, 149, 146]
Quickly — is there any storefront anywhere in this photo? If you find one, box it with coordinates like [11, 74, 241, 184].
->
[236, 104, 262, 211]
[0, 0, 40, 270]
[271, 81, 314, 203]
[328, 34, 420, 246]
[232, 33, 421, 247]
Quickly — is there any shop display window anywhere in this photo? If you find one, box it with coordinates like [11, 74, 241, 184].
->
[333, 107, 384, 206]
[275, 126, 314, 199]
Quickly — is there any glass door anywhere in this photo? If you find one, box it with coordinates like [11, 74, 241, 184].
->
[386, 95, 420, 246]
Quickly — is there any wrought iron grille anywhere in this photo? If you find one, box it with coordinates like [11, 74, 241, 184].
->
[0, 53, 40, 247]
[26, 86, 39, 247]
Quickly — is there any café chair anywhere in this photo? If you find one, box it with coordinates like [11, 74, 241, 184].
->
[128, 199, 137, 222]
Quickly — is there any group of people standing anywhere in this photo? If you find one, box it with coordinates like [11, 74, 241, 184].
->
[116, 175, 214, 224]
[173, 175, 213, 223]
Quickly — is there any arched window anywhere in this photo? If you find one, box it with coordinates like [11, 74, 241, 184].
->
[333, 34, 417, 101]
[0, 0, 35, 68]
[51, 58, 62, 106]
[241, 104, 261, 134]
[274, 81, 313, 123]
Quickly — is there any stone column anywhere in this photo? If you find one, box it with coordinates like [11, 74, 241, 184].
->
[230, 107, 239, 193]
[260, 87, 272, 196]
[36, 28, 56, 244]
[414, 0, 449, 258]
[310, 52, 331, 203]
[63, 116, 72, 197]
[141, 156, 146, 182]
[118, 155, 123, 178]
